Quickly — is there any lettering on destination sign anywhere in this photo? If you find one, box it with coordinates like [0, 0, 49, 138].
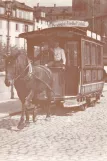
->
[49, 20, 89, 28]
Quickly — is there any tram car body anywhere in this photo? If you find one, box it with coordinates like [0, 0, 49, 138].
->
[19, 21, 104, 108]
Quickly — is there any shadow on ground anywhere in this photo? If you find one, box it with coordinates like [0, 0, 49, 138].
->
[0, 98, 103, 131]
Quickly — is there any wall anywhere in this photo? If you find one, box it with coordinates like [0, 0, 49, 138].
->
[0, 19, 33, 48]
[34, 19, 49, 30]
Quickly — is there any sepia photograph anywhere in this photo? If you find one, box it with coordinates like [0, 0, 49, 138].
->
[0, 0, 107, 161]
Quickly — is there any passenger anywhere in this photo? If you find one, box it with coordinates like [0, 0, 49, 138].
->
[34, 42, 51, 65]
[53, 42, 66, 67]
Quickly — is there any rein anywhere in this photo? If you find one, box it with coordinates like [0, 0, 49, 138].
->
[9, 55, 55, 98]
[33, 74, 55, 95]
[14, 64, 29, 82]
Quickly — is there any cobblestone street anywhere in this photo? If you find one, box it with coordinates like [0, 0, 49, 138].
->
[0, 90, 107, 161]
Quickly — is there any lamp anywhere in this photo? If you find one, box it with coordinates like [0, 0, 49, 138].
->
[4, 0, 14, 99]
[4, 0, 13, 55]
[5, 1, 13, 17]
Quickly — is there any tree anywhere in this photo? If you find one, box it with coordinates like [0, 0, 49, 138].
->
[0, 43, 26, 72]
[0, 42, 7, 72]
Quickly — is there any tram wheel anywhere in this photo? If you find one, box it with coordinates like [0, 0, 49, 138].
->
[91, 101, 96, 107]
[80, 104, 87, 111]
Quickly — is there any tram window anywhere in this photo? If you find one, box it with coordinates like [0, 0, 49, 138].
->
[84, 42, 91, 66]
[91, 44, 96, 66]
[34, 46, 41, 65]
[34, 46, 40, 57]
[66, 41, 78, 66]
[98, 70, 103, 81]
[34, 43, 52, 65]
[86, 70, 91, 83]
[83, 70, 92, 84]
[97, 46, 101, 65]
[83, 70, 86, 83]
[92, 70, 97, 82]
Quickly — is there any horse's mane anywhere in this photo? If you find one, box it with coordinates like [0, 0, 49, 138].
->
[15, 51, 29, 76]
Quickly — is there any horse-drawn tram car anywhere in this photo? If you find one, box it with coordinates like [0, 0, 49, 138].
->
[19, 20, 104, 109]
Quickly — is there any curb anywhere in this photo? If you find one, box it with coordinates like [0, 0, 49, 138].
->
[0, 98, 20, 119]
[0, 98, 18, 104]
[0, 72, 5, 76]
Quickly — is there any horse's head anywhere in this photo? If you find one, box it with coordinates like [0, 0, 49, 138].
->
[4, 49, 28, 87]
[4, 53, 17, 86]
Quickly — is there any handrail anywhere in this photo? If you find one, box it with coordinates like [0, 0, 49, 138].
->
[49, 66, 64, 69]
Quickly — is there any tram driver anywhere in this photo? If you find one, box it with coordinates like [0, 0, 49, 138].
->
[47, 41, 66, 68]
[34, 42, 51, 65]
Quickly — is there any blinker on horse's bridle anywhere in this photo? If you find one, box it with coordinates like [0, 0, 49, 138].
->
[13, 64, 30, 82]
[5, 54, 31, 83]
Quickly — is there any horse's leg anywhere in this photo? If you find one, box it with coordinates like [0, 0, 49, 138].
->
[17, 103, 26, 129]
[45, 101, 51, 119]
[25, 90, 34, 107]
[45, 90, 51, 119]
[32, 105, 37, 122]
[25, 109, 30, 123]
[24, 90, 35, 123]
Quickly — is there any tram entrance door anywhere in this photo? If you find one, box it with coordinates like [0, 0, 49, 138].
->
[65, 41, 79, 96]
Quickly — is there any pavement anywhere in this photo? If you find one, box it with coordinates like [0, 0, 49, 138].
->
[0, 83, 107, 118]
[0, 84, 107, 160]
[0, 91, 107, 161]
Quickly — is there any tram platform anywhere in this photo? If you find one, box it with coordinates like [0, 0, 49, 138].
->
[103, 83, 107, 92]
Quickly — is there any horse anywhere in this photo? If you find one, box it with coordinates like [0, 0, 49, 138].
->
[4, 49, 53, 129]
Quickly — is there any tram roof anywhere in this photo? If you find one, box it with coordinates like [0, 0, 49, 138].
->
[19, 27, 103, 44]
[19, 27, 86, 39]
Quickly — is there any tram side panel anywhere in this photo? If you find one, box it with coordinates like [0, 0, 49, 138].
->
[65, 41, 79, 96]
[80, 39, 104, 103]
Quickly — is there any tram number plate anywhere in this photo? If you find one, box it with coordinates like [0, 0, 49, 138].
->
[63, 101, 75, 107]
[90, 97, 96, 102]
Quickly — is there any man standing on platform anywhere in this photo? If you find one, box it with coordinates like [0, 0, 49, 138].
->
[52, 41, 66, 67]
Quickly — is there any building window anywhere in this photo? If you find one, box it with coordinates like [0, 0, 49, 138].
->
[27, 12, 30, 20]
[0, 7, 4, 14]
[36, 18, 39, 23]
[37, 27, 40, 30]
[0, 20, 2, 29]
[13, 10, 16, 17]
[15, 37, 20, 47]
[30, 12, 33, 20]
[0, 35, 2, 42]
[19, 11, 22, 18]
[23, 11, 27, 19]
[25, 25, 28, 32]
[22, 24, 29, 32]
[16, 24, 19, 31]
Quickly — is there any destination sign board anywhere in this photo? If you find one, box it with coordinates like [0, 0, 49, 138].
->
[49, 20, 89, 28]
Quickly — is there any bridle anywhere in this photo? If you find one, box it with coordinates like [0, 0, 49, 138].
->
[5, 54, 31, 83]
[13, 64, 30, 82]
[5, 55, 55, 96]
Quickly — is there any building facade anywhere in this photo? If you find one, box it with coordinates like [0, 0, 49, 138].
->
[72, 0, 107, 64]
[33, 4, 72, 27]
[33, 5, 49, 31]
[0, 1, 34, 49]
